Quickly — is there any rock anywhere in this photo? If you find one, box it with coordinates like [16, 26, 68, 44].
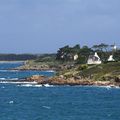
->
[26, 75, 48, 83]
[26, 75, 118, 87]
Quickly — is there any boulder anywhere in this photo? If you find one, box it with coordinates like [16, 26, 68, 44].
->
[26, 75, 48, 83]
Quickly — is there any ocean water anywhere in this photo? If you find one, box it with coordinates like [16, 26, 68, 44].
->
[0, 62, 54, 80]
[0, 62, 120, 120]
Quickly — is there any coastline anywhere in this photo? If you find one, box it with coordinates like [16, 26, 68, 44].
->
[0, 79, 119, 88]
[0, 75, 119, 88]
[26, 75, 120, 87]
[1, 60, 119, 88]
[0, 61, 25, 63]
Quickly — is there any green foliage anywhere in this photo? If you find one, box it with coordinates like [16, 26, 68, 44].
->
[76, 56, 86, 64]
[114, 50, 120, 61]
[92, 43, 109, 52]
[55, 42, 120, 63]
[35, 54, 56, 62]
[97, 51, 109, 62]
[77, 64, 88, 71]
[80, 62, 120, 80]
[56, 44, 93, 64]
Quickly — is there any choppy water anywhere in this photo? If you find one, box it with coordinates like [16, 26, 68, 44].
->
[0, 62, 54, 80]
[0, 62, 120, 120]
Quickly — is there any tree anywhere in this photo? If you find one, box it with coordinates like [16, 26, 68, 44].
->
[77, 46, 93, 64]
[92, 45, 99, 51]
[98, 43, 109, 52]
[92, 43, 109, 52]
[56, 45, 71, 61]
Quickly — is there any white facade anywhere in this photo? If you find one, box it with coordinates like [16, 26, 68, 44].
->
[108, 55, 115, 62]
[74, 54, 78, 61]
[87, 52, 102, 65]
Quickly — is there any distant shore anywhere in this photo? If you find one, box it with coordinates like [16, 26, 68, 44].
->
[0, 61, 25, 63]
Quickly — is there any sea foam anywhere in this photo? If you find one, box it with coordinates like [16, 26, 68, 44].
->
[42, 106, 51, 109]
[18, 84, 54, 88]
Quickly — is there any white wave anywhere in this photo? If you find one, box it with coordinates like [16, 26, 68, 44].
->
[20, 84, 33, 87]
[43, 84, 53, 87]
[19, 83, 54, 88]
[0, 78, 6, 80]
[19, 83, 55, 88]
[105, 86, 112, 90]
[42, 106, 51, 109]
[34, 85, 42, 87]
[9, 101, 14, 104]
[0, 78, 19, 80]
[45, 70, 55, 73]
[0, 70, 20, 72]
[19, 84, 42, 87]
[0, 81, 37, 84]
[95, 85, 120, 89]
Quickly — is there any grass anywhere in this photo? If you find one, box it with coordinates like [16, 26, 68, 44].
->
[25, 58, 120, 82]
[57, 61, 120, 81]
[81, 61, 120, 81]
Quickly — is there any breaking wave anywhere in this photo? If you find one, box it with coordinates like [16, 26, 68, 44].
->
[18, 84, 54, 88]
[0, 78, 19, 80]
[0, 81, 37, 84]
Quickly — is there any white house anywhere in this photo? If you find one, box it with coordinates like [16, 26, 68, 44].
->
[108, 55, 115, 62]
[74, 54, 78, 61]
[87, 52, 102, 65]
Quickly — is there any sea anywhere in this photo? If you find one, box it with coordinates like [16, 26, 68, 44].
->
[0, 62, 120, 120]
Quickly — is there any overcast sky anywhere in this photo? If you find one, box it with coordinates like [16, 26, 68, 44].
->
[0, 0, 120, 53]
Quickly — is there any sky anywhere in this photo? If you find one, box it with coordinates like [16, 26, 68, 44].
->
[0, 0, 120, 53]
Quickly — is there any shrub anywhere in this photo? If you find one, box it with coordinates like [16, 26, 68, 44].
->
[77, 64, 88, 71]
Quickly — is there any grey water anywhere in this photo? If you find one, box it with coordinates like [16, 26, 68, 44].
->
[0, 62, 120, 120]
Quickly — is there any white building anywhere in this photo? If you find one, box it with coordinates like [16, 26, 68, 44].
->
[87, 52, 102, 65]
[113, 45, 117, 51]
[108, 55, 115, 62]
[74, 54, 78, 61]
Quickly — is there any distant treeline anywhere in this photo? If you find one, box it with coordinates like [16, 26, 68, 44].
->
[0, 54, 38, 61]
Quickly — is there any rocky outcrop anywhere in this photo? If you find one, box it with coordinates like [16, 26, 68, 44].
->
[26, 75, 48, 83]
[13, 64, 55, 71]
[26, 75, 119, 87]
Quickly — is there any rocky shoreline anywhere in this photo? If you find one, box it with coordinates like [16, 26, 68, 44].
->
[8, 61, 120, 87]
[12, 65, 56, 71]
[0, 75, 120, 88]
[25, 75, 120, 87]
